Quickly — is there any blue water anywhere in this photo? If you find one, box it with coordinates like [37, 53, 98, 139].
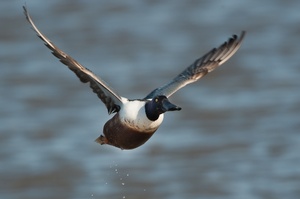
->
[1, 1, 300, 199]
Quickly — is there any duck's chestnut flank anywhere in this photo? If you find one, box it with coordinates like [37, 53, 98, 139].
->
[96, 113, 157, 150]
[23, 5, 246, 150]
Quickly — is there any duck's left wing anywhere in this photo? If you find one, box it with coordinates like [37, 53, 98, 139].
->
[23, 6, 125, 114]
[144, 31, 246, 99]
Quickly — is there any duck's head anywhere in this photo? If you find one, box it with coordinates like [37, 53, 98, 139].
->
[145, 95, 181, 121]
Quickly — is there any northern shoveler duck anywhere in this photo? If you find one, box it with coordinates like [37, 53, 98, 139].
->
[23, 6, 246, 150]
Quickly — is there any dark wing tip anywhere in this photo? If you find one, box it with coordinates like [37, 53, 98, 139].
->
[23, 5, 31, 23]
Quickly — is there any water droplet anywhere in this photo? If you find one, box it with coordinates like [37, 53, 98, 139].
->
[122, 182, 125, 186]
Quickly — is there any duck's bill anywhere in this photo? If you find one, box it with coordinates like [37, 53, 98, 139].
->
[162, 99, 181, 112]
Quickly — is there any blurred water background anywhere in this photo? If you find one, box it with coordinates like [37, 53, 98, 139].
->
[1, 0, 300, 198]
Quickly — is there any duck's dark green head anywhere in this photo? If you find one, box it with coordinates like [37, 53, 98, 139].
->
[145, 95, 181, 121]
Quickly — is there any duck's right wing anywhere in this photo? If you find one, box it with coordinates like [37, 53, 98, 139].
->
[144, 31, 246, 99]
[24, 6, 125, 114]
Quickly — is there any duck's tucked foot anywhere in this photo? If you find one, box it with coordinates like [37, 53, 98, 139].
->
[95, 135, 108, 145]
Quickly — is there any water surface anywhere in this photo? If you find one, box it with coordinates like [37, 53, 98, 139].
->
[1, 1, 300, 199]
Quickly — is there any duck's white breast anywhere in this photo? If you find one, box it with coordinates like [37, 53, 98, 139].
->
[119, 100, 164, 132]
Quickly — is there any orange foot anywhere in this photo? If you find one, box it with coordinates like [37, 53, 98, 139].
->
[95, 135, 108, 145]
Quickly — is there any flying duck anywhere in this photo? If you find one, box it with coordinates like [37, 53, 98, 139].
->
[23, 6, 246, 150]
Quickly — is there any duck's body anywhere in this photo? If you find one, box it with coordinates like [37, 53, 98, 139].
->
[98, 100, 164, 149]
[99, 113, 160, 150]
[23, 6, 246, 150]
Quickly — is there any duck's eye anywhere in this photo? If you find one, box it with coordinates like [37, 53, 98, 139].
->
[155, 98, 158, 103]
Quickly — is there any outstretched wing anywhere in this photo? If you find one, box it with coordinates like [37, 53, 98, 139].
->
[144, 31, 246, 99]
[23, 6, 125, 114]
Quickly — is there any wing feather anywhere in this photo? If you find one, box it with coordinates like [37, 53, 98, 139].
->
[23, 6, 125, 114]
[145, 31, 246, 99]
